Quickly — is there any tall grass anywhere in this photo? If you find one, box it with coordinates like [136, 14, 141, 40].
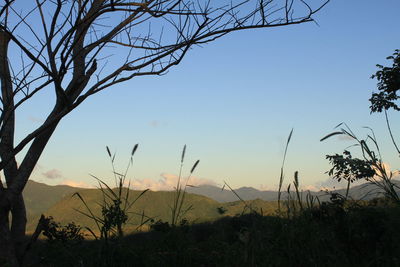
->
[278, 128, 293, 211]
[73, 144, 149, 241]
[170, 145, 200, 226]
[321, 123, 400, 203]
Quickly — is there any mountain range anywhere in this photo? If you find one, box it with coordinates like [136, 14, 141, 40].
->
[23, 180, 398, 233]
[186, 182, 397, 202]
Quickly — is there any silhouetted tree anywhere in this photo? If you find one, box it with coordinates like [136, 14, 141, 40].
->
[370, 49, 400, 155]
[0, 0, 329, 265]
[323, 50, 400, 203]
[370, 49, 400, 113]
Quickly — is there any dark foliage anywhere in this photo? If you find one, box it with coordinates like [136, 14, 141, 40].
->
[370, 49, 400, 112]
[25, 201, 400, 267]
[41, 216, 84, 243]
[326, 150, 375, 183]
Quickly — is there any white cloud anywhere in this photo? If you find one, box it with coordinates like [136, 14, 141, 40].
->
[33, 163, 43, 173]
[372, 162, 392, 177]
[60, 179, 94, 188]
[42, 169, 63, 179]
[337, 134, 354, 141]
[28, 116, 43, 123]
[129, 173, 217, 191]
[150, 120, 159, 128]
[149, 120, 168, 128]
[393, 170, 400, 179]
[258, 184, 276, 191]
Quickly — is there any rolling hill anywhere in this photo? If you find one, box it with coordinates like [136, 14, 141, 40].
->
[23, 180, 83, 222]
[24, 179, 399, 233]
[26, 186, 278, 233]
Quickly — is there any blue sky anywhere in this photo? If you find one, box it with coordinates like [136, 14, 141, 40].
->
[17, 0, 400, 190]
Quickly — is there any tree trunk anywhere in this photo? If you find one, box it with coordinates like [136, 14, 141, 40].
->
[0, 28, 22, 267]
[0, 189, 19, 267]
[11, 193, 27, 265]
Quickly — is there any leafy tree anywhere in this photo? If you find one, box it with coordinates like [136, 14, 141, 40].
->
[0, 0, 329, 265]
[370, 49, 400, 155]
[322, 50, 400, 202]
[370, 49, 400, 113]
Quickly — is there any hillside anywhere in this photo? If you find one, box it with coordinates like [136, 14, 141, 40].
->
[24, 180, 83, 222]
[186, 182, 400, 202]
[24, 179, 400, 233]
[27, 187, 278, 233]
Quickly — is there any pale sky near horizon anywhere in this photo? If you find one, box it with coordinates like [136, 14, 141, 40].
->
[12, 1, 400, 191]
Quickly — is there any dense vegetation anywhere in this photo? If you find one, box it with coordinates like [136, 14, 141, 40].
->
[23, 198, 400, 267]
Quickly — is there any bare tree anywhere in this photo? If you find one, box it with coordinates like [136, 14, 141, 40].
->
[0, 0, 329, 265]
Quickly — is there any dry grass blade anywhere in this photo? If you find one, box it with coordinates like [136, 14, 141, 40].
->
[181, 144, 186, 163]
[72, 192, 102, 234]
[278, 168, 284, 209]
[221, 184, 226, 191]
[84, 226, 99, 240]
[112, 171, 125, 177]
[333, 122, 344, 129]
[190, 160, 200, 174]
[131, 144, 139, 157]
[106, 146, 118, 186]
[284, 128, 293, 161]
[135, 210, 154, 231]
[294, 171, 299, 187]
[384, 109, 400, 155]
[127, 189, 149, 210]
[90, 174, 118, 200]
[73, 208, 104, 225]
[320, 131, 343, 142]
[125, 144, 139, 178]
[123, 180, 131, 211]
[293, 171, 303, 211]
[224, 181, 255, 214]
[171, 147, 201, 226]
[106, 146, 112, 158]
[278, 128, 293, 210]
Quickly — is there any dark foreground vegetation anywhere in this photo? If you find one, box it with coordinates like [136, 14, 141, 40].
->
[23, 198, 400, 267]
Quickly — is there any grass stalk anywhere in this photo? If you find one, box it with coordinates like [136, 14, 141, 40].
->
[278, 128, 293, 211]
[74, 144, 147, 241]
[171, 145, 200, 226]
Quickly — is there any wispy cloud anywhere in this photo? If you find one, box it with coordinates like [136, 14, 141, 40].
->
[129, 173, 216, 191]
[316, 177, 353, 190]
[372, 162, 392, 177]
[28, 116, 44, 123]
[42, 169, 63, 179]
[149, 120, 168, 128]
[60, 179, 94, 188]
[258, 184, 276, 191]
[32, 163, 43, 174]
[337, 134, 354, 141]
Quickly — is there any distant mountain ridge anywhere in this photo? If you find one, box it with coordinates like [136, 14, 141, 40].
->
[186, 182, 400, 203]
[24, 181, 279, 233]
[25, 179, 400, 208]
[24, 180, 84, 219]
[23, 180, 399, 232]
